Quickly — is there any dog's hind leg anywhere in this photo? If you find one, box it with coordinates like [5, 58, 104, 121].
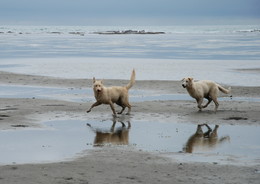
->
[118, 106, 126, 114]
[202, 97, 212, 108]
[120, 97, 131, 115]
[211, 96, 219, 112]
[125, 103, 132, 115]
[116, 99, 126, 114]
[116, 98, 126, 114]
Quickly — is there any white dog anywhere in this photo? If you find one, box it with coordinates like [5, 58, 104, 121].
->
[87, 69, 135, 116]
[182, 77, 231, 112]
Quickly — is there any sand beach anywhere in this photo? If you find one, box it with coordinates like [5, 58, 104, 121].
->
[0, 71, 259, 184]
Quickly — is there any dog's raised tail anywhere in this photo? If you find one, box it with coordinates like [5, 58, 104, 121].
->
[126, 69, 136, 90]
[218, 85, 231, 94]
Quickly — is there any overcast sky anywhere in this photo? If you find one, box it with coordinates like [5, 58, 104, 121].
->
[0, 0, 259, 25]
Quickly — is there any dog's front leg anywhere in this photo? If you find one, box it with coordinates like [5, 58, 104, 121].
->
[109, 101, 117, 116]
[196, 98, 203, 111]
[86, 101, 102, 113]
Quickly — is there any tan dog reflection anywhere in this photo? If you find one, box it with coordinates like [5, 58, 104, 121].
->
[183, 124, 230, 153]
[87, 120, 131, 147]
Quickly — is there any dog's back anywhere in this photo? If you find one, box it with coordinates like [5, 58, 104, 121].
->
[104, 86, 128, 103]
[193, 80, 216, 96]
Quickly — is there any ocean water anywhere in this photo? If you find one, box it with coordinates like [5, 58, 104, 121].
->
[0, 25, 260, 86]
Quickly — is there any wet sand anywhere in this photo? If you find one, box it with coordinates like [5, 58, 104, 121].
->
[0, 71, 260, 184]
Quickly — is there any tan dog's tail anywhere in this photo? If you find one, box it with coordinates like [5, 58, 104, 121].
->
[126, 69, 136, 90]
[218, 85, 231, 94]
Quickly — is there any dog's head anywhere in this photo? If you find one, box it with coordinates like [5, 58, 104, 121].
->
[181, 77, 193, 88]
[92, 77, 104, 93]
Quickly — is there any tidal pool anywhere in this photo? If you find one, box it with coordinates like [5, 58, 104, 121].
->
[0, 119, 259, 165]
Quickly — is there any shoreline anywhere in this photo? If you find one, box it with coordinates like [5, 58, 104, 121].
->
[1, 71, 260, 96]
[0, 71, 260, 183]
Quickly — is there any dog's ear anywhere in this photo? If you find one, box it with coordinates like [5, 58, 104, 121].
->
[181, 78, 185, 81]
[188, 77, 193, 81]
[93, 77, 96, 83]
[100, 80, 103, 84]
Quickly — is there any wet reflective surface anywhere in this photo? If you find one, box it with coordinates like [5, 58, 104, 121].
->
[0, 85, 88, 102]
[182, 124, 230, 153]
[87, 120, 131, 147]
[1, 85, 260, 103]
[0, 119, 259, 165]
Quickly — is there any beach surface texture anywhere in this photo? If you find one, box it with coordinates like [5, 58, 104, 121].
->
[0, 25, 260, 183]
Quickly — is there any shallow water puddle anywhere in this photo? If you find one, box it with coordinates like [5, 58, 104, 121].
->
[0, 120, 259, 165]
[0, 85, 190, 102]
[0, 85, 88, 102]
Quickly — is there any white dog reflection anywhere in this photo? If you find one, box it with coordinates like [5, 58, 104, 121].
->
[87, 120, 131, 147]
[183, 124, 230, 153]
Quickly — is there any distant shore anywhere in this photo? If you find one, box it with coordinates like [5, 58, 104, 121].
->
[93, 30, 165, 34]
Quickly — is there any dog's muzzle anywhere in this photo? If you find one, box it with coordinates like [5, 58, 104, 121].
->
[182, 84, 186, 88]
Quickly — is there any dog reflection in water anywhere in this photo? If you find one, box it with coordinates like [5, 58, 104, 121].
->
[183, 124, 230, 153]
[87, 120, 131, 147]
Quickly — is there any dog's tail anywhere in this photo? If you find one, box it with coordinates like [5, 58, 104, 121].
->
[218, 85, 231, 94]
[126, 69, 136, 90]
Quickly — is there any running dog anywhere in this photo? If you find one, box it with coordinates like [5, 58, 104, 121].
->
[87, 69, 135, 116]
[182, 77, 231, 112]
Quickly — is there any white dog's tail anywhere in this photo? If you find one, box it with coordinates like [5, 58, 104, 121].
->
[218, 85, 231, 94]
[126, 69, 136, 90]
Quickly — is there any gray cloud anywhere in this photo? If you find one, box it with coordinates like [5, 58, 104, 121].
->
[0, 0, 259, 25]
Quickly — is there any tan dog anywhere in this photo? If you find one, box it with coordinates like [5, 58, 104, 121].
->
[182, 78, 231, 112]
[87, 69, 135, 115]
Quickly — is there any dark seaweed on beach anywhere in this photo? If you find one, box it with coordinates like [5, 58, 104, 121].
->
[224, 117, 248, 120]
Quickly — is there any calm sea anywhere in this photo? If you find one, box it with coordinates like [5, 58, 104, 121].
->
[0, 25, 259, 85]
